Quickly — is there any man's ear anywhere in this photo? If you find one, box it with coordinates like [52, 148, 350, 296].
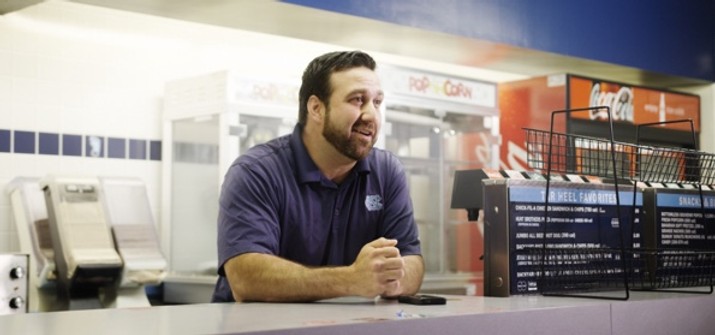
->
[307, 95, 324, 125]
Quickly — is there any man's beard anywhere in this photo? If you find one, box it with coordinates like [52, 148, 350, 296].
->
[322, 107, 376, 161]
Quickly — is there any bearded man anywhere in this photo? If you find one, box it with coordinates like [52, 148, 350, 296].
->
[212, 51, 424, 303]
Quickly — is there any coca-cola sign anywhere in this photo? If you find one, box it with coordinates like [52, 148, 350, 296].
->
[570, 76, 699, 131]
[588, 83, 634, 122]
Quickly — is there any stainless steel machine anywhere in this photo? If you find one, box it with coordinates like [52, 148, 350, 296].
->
[0, 254, 28, 315]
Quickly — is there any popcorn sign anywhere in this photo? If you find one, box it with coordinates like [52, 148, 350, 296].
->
[381, 67, 497, 109]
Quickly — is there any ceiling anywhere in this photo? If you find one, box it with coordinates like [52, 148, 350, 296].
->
[8, 0, 713, 88]
[0, 0, 43, 13]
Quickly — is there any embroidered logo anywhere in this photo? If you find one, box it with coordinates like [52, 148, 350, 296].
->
[365, 194, 383, 211]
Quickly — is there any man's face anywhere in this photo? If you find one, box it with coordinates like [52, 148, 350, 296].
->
[322, 67, 383, 161]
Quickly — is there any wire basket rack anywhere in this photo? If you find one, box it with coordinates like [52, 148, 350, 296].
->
[524, 128, 715, 185]
[523, 106, 715, 300]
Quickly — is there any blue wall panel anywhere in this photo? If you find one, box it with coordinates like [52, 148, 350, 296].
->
[284, 0, 714, 81]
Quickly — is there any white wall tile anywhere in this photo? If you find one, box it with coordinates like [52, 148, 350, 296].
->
[0, 202, 18, 253]
[0, 26, 12, 49]
[0, 76, 12, 127]
[36, 56, 76, 83]
[59, 80, 93, 110]
[57, 156, 90, 175]
[34, 105, 63, 133]
[0, 235, 18, 253]
[0, 50, 12, 76]
[34, 79, 64, 108]
[11, 51, 38, 78]
[7, 26, 44, 55]
[0, 183, 14, 254]
[31, 155, 62, 176]
[11, 77, 37, 105]
[0, 181, 11, 206]
[58, 107, 86, 134]
[11, 154, 43, 177]
[10, 102, 37, 130]
[0, 157, 12, 180]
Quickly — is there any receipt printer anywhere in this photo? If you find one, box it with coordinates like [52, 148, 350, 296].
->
[40, 176, 123, 298]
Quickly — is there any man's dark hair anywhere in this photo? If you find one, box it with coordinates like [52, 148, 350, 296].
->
[298, 51, 377, 125]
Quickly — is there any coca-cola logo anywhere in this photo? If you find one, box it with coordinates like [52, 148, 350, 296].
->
[588, 83, 634, 122]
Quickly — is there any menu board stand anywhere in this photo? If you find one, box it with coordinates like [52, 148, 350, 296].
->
[517, 107, 715, 300]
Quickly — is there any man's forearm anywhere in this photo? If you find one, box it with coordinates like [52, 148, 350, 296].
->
[225, 253, 355, 302]
[399, 255, 425, 295]
[381, 254, 424, 297]
[225, 240, 422, 302]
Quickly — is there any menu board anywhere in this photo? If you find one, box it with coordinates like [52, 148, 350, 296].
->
[483, 179, 715, 297]
[485, 180, 642, 295]
[639, 188, 715, 288]
[644, 189, 715, 249]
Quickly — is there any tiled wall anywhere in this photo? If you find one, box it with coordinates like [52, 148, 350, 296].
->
[0, 1, 329, 254]
[0, 130, 161, 160]
[0, 4, 166, 252]
[0, 129, 162, 251]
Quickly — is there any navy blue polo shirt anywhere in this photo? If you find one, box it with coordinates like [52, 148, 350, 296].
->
[211, 124, 421, 302]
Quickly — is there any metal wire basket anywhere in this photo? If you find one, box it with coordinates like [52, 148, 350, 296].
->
[524, 128, 715, 185]
[522, 107, 715, 299]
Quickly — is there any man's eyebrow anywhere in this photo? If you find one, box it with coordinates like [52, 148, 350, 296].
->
[345, 88, 384, 96]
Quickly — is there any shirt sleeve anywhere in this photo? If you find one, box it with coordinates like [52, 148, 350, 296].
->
[379, 152, 422, 256]
[216, 160, 281, 276]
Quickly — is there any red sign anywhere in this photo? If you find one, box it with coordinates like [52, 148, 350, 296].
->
[498, 76, 567, 171]
[569, 77, 700, 132]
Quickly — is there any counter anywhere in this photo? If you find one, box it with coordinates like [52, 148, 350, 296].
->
[1, 291, 714, 335]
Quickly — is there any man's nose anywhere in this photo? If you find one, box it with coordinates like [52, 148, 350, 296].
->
[361, 101, 379, 121]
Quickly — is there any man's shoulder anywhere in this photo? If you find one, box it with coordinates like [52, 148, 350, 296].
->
[367, 147, 401, 165]
[234, 134, 293, 170]
[365, 147, 404, 176]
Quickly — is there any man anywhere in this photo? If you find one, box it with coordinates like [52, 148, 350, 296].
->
[212, 50, 424, 303]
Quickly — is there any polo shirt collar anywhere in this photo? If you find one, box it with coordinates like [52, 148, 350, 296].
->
[289, 124, 371, 184]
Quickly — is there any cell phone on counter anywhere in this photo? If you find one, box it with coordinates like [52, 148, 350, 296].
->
[397, 294, 446, 305]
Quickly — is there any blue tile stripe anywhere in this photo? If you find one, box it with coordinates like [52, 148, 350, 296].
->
[62, 134, 82, 156]
[150, 140, 162, 161]
[129, 139, 147, 160]
[107, 137, 126, 159]
[0, 129, 161, 161]
[0, 129, 12, 152]
[14, 131, 35, 154]
[85, 135, 105, 158]
[39, 132, 59, 155]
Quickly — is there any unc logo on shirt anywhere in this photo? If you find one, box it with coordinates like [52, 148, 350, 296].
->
[364, 194, 383, 211]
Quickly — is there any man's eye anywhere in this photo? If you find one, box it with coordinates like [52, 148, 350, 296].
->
[374, 99, 382, 108]
[351, 97, 364, 104]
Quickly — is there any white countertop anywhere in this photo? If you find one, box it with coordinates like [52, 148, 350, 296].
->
[1, 291, 714, 335]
